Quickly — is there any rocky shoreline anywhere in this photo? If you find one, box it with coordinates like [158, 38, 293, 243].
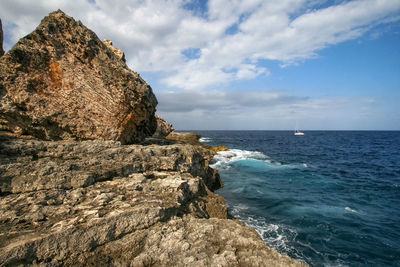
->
[0, 10, 306, 266]
[0, 132, 306, 266]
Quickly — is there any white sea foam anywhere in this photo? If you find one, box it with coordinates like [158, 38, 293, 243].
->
[228, 204, 294, 252]
[210, 149, 270, 168]
[253, 219, 309, 265]
[230, 209, 298, 255]
[345, 207, 357, 213]
[210, 149, 308, 171]
[199, 137, 212, 143]
[233, 203, 249, 210]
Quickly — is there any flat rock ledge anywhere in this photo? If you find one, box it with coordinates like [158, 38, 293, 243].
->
[0, 134, 306, 266]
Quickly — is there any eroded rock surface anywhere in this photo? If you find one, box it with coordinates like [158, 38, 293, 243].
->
[0, 10, 157, 143]
[0, 134, 306, 266]
[167, 131, 202, 145]
[153, 115, 174, 138]
[0, 134, 222, 194]
[103, 39, 125, 62]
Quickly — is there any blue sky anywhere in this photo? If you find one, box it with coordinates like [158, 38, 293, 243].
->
[1, 0, 400, 130]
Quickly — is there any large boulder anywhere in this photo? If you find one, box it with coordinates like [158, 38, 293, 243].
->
[0, 10, 157, 143]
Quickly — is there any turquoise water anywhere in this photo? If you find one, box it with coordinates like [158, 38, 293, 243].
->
[197, 131, 400, 266]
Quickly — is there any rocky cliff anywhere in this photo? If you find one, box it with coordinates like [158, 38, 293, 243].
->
[0, 10, 157, 144]
[0, 10, 306, 266]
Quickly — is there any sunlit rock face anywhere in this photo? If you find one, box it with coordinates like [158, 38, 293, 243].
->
[0, 10, 157, 144]
[0, 134, 305, 266]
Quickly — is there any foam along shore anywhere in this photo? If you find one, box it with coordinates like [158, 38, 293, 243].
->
[0, 10, 306, 266]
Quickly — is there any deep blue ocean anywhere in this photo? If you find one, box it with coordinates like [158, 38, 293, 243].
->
[196, 131, 400, 267]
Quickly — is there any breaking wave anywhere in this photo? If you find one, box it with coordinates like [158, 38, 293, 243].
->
[199, 137, 212, 143]
[228, 203, 304, 261]
[210, 149, 308, 170]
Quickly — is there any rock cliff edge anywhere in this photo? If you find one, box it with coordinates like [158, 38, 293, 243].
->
[0, 10, 306, 266]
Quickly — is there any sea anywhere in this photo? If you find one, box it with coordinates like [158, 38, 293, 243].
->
[195, 131, 400, 267]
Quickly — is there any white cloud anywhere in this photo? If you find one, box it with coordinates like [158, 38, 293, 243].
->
[235, 64, 269, 80]
[1, 0, 399, 91]
[156, 89, 340, 114]
[155, 89, 382, 130]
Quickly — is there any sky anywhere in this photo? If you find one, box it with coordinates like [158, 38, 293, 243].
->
[1, 0, 400, 130]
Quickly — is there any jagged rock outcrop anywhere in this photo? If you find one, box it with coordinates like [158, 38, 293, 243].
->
[153, 115, 174, 138]
[0, 10, 157, 143]
[103, 39, 125, 62]
[0, 19, 4, 57]
[167, 131, 202, 145]
[165, 131, 229, 154]
[0, 134, 306, 266]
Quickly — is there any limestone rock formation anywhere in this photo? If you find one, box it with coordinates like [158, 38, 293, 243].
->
[103, 39, 126, 62]
[0, 134, 306, 266]
[153, 114, 174, 138]
[167, 131, 202, 145]
[0, 134, 222, 194]
[0, 19, 4, 57]
[0, 10, 157, 143]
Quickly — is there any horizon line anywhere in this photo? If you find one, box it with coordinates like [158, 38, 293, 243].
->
[175, 129, 400, 132]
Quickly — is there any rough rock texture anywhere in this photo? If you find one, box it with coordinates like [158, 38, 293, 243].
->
[206, 144, 229, 154]
[0, 19, 4, 57]
[0, 134, 222, 194]
[153, 115, 174, 138]
[0, 10, 157, 143]
[103, 39, 125, 62]
[0, 134, 306, 266]
[167, 131, 202, 145]
[166, 131, 229, 154]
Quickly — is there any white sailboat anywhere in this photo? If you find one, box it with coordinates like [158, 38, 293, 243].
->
[294, 130, 305, 135]
[294, 122, 305, 135]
